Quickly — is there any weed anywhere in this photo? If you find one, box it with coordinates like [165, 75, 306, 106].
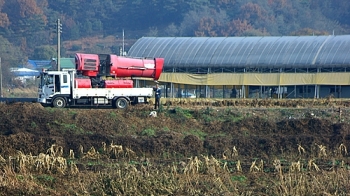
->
[166, 107, 193, 122]
[109, 111, 117, 119]
[158, 104, 165, 113]
[224, 107, 232, 115]
[67, 159, 74, 164]
[55, 121, 85, 134]
[36, 174, 55, 182]
[162, 126, 170, 132]
[243, 131, 249, 136]
[62, 123, 77, 130]
[31, 122, 37, 128]
[227, 115, 243, 123]
[172, 151, 184, 159]
[321, 110, 331, 117]
[69, 110, 77, 116]
[174, 107, 192, 118]
[231, 175, 247, 183]
[125, 124, 138, 134]
[166, 103, 170, 111]
[280, 108, 293, 117]
[45, 107, 55, 113]
[186, 129, 207, 140]
[208, 132, 227, 138]
[141, 128, 156, 137]
[16, 175, 24, 181]
[205, 107, 214, 115]
[129, 160, 139, 165]
[202, 114, 213, 123]
[162, 151, 170, 159]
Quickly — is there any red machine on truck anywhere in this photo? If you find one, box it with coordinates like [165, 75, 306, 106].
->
[37, 53, 164, 109]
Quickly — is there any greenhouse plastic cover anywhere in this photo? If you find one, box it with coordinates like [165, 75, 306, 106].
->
[128, 35, 350, 69]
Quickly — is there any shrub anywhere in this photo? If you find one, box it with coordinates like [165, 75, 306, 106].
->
[141, 128, 156, 137]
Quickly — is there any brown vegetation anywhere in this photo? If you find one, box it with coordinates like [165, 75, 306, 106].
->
[0, 101, 349, 195]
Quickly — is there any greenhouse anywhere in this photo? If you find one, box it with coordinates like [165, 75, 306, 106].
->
[128, 35, 350, 99]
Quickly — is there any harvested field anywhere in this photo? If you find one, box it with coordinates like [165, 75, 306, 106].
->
[0, 100, 349, 195]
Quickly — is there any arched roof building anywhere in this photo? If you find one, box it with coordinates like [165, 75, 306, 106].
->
[129, 36, 350, 70]
[128, 35, 350, 99]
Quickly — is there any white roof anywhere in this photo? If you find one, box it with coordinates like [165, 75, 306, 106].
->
[10, 68, 39, 72]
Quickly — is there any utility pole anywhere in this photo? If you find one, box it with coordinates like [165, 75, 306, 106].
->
[57, 19, 62, 71]
[122, 29, 125, 56]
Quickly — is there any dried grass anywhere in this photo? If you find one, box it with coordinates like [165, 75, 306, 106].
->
[0, 143, 349, 195]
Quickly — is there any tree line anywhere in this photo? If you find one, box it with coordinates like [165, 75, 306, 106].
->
[0, 0, 349, 65]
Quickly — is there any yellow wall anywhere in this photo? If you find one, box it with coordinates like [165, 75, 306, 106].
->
[158, 72, 350, 85]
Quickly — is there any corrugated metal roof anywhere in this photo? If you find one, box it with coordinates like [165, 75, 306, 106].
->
[27, 60, 51, 68]
[28, 58, 75, 69]
[60, 58, 75, 69]
[127, 35, 350, 69]
[11, 68, 40, 76]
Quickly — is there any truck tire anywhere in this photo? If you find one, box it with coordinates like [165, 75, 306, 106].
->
[53, 97, 66, 108]
[115, 98, 128, 109]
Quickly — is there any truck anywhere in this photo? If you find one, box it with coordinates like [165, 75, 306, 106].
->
[37, 53, 164, 109]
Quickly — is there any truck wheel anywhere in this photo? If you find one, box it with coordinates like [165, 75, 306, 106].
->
[53, 97, 66, 108]
[115, 98, 128, 109]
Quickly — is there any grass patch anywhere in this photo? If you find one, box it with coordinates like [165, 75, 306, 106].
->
[141, 128, 156, 137]
[31, 122, 37, 128]
[209, 132, 227, 138]
[109, 111, 117, 119]
[162, 126, 170, 132]
[186, 129, 207, 140]
[174, 107, 192, 119]
[54, 120, 85, 134]
[45, 107, 55, 113]
[166, 107, 194, 122]
[35, 174, 56, 182]
[231, 175, 247, 183]
[202, 114, 214, 123]
[280, 108, 293, 117]
[16, 175, 24, 181]
[227, 115, 244, 123]
[68, 110, 77, 116]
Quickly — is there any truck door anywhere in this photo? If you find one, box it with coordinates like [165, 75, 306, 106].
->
[43, 74, 54, 97]
[60, 74, 70, 95]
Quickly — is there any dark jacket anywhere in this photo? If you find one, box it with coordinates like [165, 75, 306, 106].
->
[154, 87, 161, 99]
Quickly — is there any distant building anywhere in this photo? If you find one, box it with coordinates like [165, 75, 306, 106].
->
[22, 58, 75, 71]
[128, 35, 350, 99]
[11, 58, 75, 85]
[10, 68, 40, 83]
[47, 58, 75, 70]
[60, 58, 75, 70]
[26, 60, 52, 69]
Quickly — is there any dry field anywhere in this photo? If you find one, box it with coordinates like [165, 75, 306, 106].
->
[0, 100, 349, 195]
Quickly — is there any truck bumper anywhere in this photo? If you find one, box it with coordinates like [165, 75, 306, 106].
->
[38, 97, 47, 104]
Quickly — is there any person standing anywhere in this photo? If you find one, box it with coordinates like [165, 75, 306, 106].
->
[153, 84, 161, 109]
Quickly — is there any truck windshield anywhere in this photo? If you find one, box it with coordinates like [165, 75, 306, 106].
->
[40, 73, 54, 86]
